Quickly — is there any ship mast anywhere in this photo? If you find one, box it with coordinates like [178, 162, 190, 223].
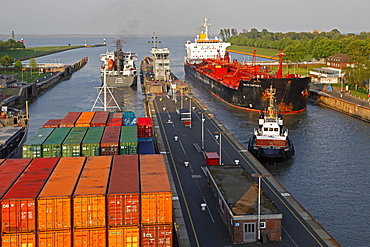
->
[265, 86, 277, 120]
[201, 18, 211, 39]
[91, 68, 121, 111]
[277, 49, 285, 79]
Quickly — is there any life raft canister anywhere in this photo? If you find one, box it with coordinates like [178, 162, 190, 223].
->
[108, 59, 114, 70]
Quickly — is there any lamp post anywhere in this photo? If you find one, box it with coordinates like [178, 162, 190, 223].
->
[215, 132, 222, 165]
[251, 173, 268, 241]
[201, 113, 205, 149]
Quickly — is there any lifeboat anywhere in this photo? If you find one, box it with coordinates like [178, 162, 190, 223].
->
[108, 59, 114, 70]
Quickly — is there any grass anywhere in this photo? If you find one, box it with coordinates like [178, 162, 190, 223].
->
[0, 46, 81, 60]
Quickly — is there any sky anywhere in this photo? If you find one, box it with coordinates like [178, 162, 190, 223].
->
[1, 0, 370, 37]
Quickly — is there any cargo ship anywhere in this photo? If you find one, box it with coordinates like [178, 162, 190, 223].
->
[0, 107, 28, 158]
[184, 18, 310, 114]
[141, 35, 190, 94]
[248, 86, 295, 160]
[100, 38, 138, 87]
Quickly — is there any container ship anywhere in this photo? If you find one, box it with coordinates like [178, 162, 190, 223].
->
[248, 86, 295, 160]
[184, 18, 310, 114]
[100, 38, 138, 87]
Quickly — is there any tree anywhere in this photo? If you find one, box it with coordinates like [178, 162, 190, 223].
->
[14, 60, 23, 69]
[29, 57, 38, 74]
[283, 43, 306, 73]
[312, 39, 343, 60]
[342, 57, 370, 89]
[0, 55, 14, 67]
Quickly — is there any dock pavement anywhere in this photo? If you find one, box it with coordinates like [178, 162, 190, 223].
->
[145, 92, 340, 247]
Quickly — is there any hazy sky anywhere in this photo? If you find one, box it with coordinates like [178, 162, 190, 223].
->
[1, 0, 370, 36]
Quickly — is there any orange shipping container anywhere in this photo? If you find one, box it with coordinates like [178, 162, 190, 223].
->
[75, 112, 96, 127]
[73, 156, 112, 229]
[141, 224, 172, 247]
[37, 157, 86, 231]
[1, 158, 59, 233]
[107, 155, 139, 227]
[108, 226, 140, 247]
[140, 155, 172, 225]
[73, 228, 106, 247]
[2, 232, 36, 247]
[37, 230, 72, 247]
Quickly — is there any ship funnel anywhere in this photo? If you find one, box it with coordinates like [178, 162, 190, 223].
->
[199, 32, 207, 40]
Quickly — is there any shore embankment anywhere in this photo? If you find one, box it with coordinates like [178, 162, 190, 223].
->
[309, 88, 370, 123]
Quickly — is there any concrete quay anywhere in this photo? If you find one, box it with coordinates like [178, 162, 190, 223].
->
[145, 92, 340, 246]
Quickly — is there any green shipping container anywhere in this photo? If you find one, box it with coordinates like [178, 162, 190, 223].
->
[120, 126, 138, 155]
[22, 128, 55, 158]
[62, 127, 88, 157]
[81, 127, 104, 156]
[42, 127, 72, 157]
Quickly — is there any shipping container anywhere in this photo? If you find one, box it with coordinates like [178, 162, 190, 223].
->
[73, 228, 106, 247]
[107, 118, 123, 126]
[62, 127, 88, 157]
[75, 112, 95, 127]
[22, 128, 54, 158]
[123, 111, 136, 126]
[137, 117, 153, 138]
[0, 159, 31, 198]
[37, 157, 86, 231]
[73, 156, 112, 229]
[141, 224, 172, 247]
[140, 155, 172, 225]
[42, 128, 71, 157]
[1, 157, 59, 233]
[120, 126, 138, 155]
[90, 111, 109, 127]
[100, 126, 120, 156]
[109, 112, 122, 119]
[205, 152, 220, 166]
[138, 141, 155, 154]
[81, 127, 104, 156]
[42, 119, 62, 128]
[37, 230, 72, 247]
[2, 232, 36, 247]
[107, 155, 139, 227]
[59, 112, 81, 128]
[108, 226, 140, 247]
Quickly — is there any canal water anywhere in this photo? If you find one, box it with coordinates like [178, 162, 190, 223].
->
[21, 35, 370, 247]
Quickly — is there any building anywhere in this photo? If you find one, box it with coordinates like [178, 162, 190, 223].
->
[205, 165, 282, 243]
[310, 53, 350, 84]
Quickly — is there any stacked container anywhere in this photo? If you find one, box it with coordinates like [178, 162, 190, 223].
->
[37, 157, 86, 246]
[90, 111, 109, 127]
[22, 128, 54, 158]
[107, 155, 140, 246]
[101, 126, 121, 156]
[73, 156, 112, 247]
[59, 112, 81, 128]
[140, 154, 172, 246]
[42, 127, 71, 157]
[137, 117, 153, 140]
[107, 112, 123, 127]
[75, 112, 95, 127]
[119, 126, 138, 155]
[123, 111, 136, 126]
[62, 127, 88, 157]
[42, 119, 62, 128]
[81, 127, 104, 156]
[1, 158, 59, 246]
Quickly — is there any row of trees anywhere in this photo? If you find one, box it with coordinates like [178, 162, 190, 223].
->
[0, 39, 25, 51]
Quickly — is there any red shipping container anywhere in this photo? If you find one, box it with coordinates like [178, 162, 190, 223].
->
[205, 152, 220, 166]
[59, 112, 81, 128]
[107, 155, 139, 227]
[91, 111, 109, 127]
[42, 119, 62, 128]
[140, 155, 172, 225]
[100, 126, 121, 156]
[137, 117, 153, 138]
[0, 159, 31, 198]
[141, 224, 172, 247]
[1, 158, 59, 233]
[108, 226, 140, 247]
[37, 157, 86, 231]
[73, 156, 112, 229]
[73, 228, 106, 247]
[107, 118, 122, 126]
[2, 232, 36, 247]
[109, 112, 122, 119]
[37, 230, 71, 247]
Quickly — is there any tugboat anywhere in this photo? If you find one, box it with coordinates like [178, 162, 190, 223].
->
[248, 86, 295, 160]
[100, 38, 138, 87]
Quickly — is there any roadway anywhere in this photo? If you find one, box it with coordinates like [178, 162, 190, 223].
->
[148, 92, 339, 247]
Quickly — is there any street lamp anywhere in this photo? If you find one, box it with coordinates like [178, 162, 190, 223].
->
[251, 173, 269, 241]
[201, 113, 205, 149]
[215, 132, 222, 165]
